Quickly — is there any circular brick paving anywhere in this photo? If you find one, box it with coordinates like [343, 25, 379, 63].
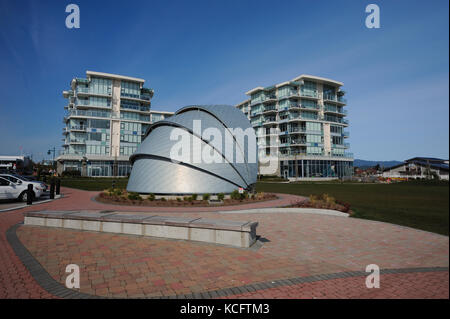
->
[1, 187, 448, 298]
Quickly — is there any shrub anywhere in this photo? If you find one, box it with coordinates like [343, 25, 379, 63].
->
[217, 193, 225, 201]
[106, 188, 114, 196]
[256, 192, 265, 200]
[147, 193, 155, 201]
[323, 193, 336, 205]
[127, 192, 142, 201]
[113, 188, 123, 196]
[61, 170, 81, 177]
[160, 197, 166, 201]
[183, 196, 190, 201]
[191, 194, 198, 200]
[230, 190, 240, 200]
[176, 197, 182, 202]
[202, 193, 210, 201]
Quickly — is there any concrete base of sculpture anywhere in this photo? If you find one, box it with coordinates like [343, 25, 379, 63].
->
[24, 211, 258, 248]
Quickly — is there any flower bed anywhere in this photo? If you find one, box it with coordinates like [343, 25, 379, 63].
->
[289, 193, 353, 215]
[96, 188, 278, 207]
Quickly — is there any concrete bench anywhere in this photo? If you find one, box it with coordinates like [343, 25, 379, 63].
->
[24, 211, 258, 248]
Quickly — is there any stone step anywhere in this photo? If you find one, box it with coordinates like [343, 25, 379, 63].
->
[24, 211, 258, 248]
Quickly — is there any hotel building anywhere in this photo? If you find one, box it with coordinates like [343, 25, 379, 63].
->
[57, 71, 173, 177]
[236, 74, 353, 179]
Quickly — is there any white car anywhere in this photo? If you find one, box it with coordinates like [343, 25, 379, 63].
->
[0, 176, 33, 201]
[0, 174, 44, 201]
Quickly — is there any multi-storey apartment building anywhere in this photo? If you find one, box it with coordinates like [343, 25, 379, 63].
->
[236, 74, 353, 179]
[57, 71, 173, 177]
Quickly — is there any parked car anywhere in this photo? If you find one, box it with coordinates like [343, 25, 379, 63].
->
[0, 176, 31, 201]
[16, 175, 48, 191]
[0, 174, 45, 201]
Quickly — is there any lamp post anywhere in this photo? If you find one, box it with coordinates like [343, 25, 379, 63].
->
[47, 147, 56, 171]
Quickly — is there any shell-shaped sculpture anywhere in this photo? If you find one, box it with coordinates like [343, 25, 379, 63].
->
[126, 105, 257, 194]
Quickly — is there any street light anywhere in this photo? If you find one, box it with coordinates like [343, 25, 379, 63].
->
[47, 147, 56, 170]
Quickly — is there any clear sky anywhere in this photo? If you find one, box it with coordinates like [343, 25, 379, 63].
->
[0, 0, 448, 162]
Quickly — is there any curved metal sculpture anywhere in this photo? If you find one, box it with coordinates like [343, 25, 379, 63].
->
[126, 105, 257, 194]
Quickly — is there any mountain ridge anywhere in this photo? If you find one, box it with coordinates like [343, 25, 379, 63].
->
[354, 159, 403, 168]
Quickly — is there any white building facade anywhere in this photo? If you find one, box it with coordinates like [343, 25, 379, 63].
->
[57, 71, 173, 177]
[236, 74, 353, 179]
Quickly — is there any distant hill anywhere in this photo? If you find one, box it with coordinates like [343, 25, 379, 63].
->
[354, 159, 403, 169]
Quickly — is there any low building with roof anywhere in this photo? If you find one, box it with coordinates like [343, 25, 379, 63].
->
[382, 157, 449, 180]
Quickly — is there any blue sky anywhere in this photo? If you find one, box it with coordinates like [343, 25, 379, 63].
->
[0, 0, 448, 162]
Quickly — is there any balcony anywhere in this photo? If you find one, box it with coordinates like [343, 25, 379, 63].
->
[67, 110, 111, 119]
[299, 90, 318, 98]
[290, 140, 307, 146]
[278, 91, 300, 100]
[324, 107, 347, 115]
[120, 105, 151, 113]
[343, 131, 350, 137]
[250, 111, 263, 117]
[288, 128, 306, 134]
[262, 95, 277, 103]
[251, 120, 264, 127]
[262, 105, 277, 113]
[325, 117, 349, 125]
[332, 143, 350, 149]
[70, 125, 87, 132]
[76, 101, 112, 110]
[76, 87, 112, 97]
[299, 104, 319, 111]
[69, 139, 86, 144]
[263, 118, 278, 126]
[120, 93, 151, 102]
[323, 94, 347, 104]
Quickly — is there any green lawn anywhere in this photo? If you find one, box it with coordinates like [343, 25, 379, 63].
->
[60, 177, 449, 236]
[60, 178, 129, 191]
[256, 181, 449, 236]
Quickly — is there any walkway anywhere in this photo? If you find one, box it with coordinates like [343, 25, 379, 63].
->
[0, 187, 448, 299]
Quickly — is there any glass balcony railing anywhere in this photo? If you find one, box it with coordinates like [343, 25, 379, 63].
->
[70, 125, 87, 131]
[324, 107, 347, 115]
[290, 140, 306, 145]
[288, 127, 307, 133]
[251, 121, 264, 126]
[250, 111, 263, 117]
[76, 101, 111, 108]
[121, 93, 151, 101]
[69, 139, 86, 144]
[120, 105, 150, 112]
[67, 110, 111, 118]
[300, 104, 319, 110]
[263, 106, 277, 112]
[300, 90, 318, 98]
[324, 94, 347, 104]
[332, 143, 350, 148]
[278, 91, 300, 99]
[262, 95, 277, 101]
[325, 117, 349, 124]
[77, 87, 112, 96]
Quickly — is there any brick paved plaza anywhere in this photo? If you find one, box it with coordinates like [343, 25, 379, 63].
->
[0, 187, 448, 299]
